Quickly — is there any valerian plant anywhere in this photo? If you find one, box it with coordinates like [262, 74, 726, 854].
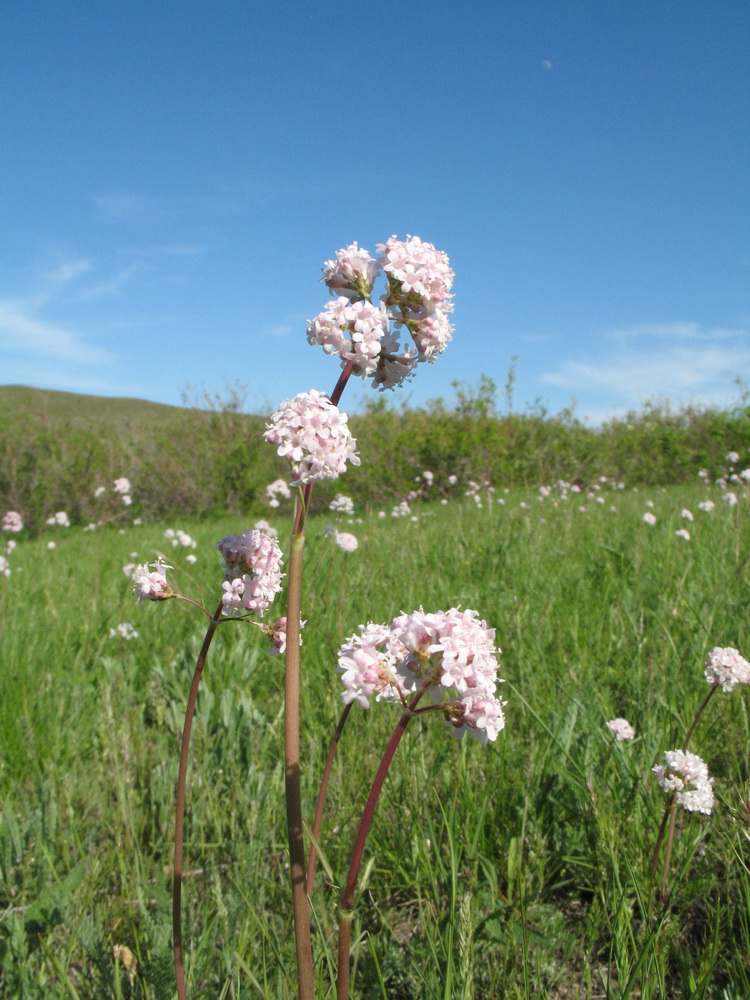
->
[138, 236, 508, 1000]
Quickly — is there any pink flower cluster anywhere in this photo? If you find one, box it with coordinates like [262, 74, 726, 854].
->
[336, 608, 505, 745]
[216, 529, 284, 617]
[704, 646, 750, 692]
[308, 236, 454, 390]
[264, 390, 360, 485]
[653, 749, 714, 815]
[606, 718, 635, 740]
[2, 511, 23, 533]
[133, 561, 173, 601]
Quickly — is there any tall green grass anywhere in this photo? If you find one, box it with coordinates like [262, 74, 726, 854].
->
[1, 483, 749, 998]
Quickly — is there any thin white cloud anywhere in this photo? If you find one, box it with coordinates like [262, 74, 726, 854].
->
[541, 322, 750, 413]
[45, 258, 95, 285]
[263, 323, 294, 338]
[0, 300, 112, 364]
[76, 263, 143, 300]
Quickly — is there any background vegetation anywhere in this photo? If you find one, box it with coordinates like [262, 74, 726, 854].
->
[2, 378, 750, 530]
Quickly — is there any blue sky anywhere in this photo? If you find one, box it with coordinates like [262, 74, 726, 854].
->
[1, 1, 748, 424]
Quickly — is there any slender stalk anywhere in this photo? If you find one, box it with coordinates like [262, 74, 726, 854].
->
[174, 599, 224, 1000]
[306, 702, 353, 898]
[682, 685, 717, 751]
[661, 797, 679, 897]
[649, 684, 718, 903]
[285, 513, 314, 1000]
[282, 360, 354, 998]
[336, 689, 427, 1000]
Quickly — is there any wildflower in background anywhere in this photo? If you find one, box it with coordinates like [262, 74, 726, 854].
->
[113, 477, 131, 495]
[47, 541, 56, 550]
[644, 499, 655, 508]
[422, 470, 434, 484]
[726, 451, 740, 465]
[109, 622, 139, 640]
[653, 750, 714, 815]
[334, 531, 358, 552]
[448, 474, 458, 485]
[675, 529, 691, 541]
[704, 646, 750, 692]
[2, 511, 23, 532]
[94, 485, 107, 498]
[46, 511, 70, 527]
[0, 556, 9, 577]
[336, 608, 505, 745]
[698, 500, 715, 513]
[607, 718, 635, 740]
[185, 554, 197, 564]
[254, 519, 278, 536]
[266, 478, 292, 507]
[681, 508, 694, 521]
[722, 491, 738, 507]
[133, 561, 173, 601]
[329, 494, 355, 515]
[264, 389, 360, 485]
[216, 529, 284, 617]
[643, 512, 657, 526]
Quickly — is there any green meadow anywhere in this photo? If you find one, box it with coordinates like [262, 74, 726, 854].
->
[1, 478, 749, 999]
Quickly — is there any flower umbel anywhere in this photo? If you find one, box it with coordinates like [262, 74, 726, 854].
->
[134, 561, 173, 601]
[307, 235, 454, 391]
[653, 749, 714, 815]
[336, 608, 505, 745]
[216, 529, 284, 617]
[264, 389, 360, 485]
[704, 646, 750, 693]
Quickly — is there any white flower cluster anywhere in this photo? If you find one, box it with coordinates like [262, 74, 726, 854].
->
[46, 511, 71, 527]
[336, 608, 505, 745]
[216, 529, 284, 617]
[308, 235, 454, 391]
[653, 749, 714, 815]
[109, 622, 139, 640]
[329, 493, 355, 515]
[165, 528, 197, 549]
[264, 389, 360, 485]
[704, 646, 750, 692]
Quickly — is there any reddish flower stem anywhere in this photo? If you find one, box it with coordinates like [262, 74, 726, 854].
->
[174, 599, 224, 1000]
[336, 689, 427, 1000]
[306, 701, 353, 898]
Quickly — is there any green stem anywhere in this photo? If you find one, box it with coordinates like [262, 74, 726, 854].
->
[174, 600, 224, 1000]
